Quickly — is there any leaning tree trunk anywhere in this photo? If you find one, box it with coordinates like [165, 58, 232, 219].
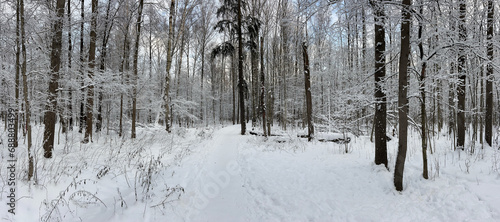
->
[372, 0, 387, 168]
[42, 0, 66, 158]
[394, 0, 411, 191]
[83, 0, 98, 143]
[485, 0, 494, 147]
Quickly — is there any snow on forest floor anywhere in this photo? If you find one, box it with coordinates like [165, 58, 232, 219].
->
[1, 124, 500, 221]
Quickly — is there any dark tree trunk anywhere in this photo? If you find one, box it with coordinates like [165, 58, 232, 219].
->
[43, 0, 66, 158]
[456, 0, 467, 149]
[394, 0, 411, 191]
[83, 0, 98, 143]
[131, 0, 144, 139]
[237, 0, 246, 134]
[303, 41, 314, 141]
[20, 0, 33, 179]
[79, 0, 86, 133]
[67, 0, 73, 131]
[372, 0, 387, 167]
[485, 0, 494, 146]
[418, 4, 428, 179]
[260, 37, 267, 136]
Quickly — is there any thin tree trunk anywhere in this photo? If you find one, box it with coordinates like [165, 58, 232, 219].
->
[456, 0, 467, 149]
[43, 0, 66, 158]
[394, 0, 411, 191]
[20, 0, 33, 179]
[83, 0, 98, 143]
[97, 0, 113, 133]
[485, 0, 494, 146]
[14, 0, 20, 148]
[237, 0, 246, 134]
[79, 0, 86, 133]
[260, 37, 267, 136]
[131, 0, 144, 139]
[418, 4, 428, 179]
[67, 0, 73, 131]
[164, 0, 175, 133]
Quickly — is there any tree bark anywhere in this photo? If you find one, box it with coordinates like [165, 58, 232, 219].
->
[19, 0, 33, 179]
[131, 0, 144, 139]
[43, 0, 66, 158]
[485, 0, 494, 147]
[237, 0, 246, 134]
[418, 4, 428, 179]
[456, 0, 467, 149]
[164, 0, 175, 133]
[394, 0, 411, 191]
[372, 0, 387, 167]
[303, 40, 314, 141]
[83, 0, 98, 143]
[260, 37, 267, 136]
[79, 0, 86, 133]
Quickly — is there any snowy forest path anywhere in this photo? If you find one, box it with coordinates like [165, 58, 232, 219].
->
[180, 125, 249, 221]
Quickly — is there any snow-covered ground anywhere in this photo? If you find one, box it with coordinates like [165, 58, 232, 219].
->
[1, 124, 500, 221]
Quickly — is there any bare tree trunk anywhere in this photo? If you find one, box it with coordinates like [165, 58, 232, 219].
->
[372, 0, 387, 168]
[79, 0, 86, 134]
[164, 0, 175, 133]
[119, 32, 130, 137]
[43, 0, 66, 158]
[67, 0, 73, 131]
[83, 0, 98, 143]
[485, 0, 494, 146]
[456, 0, 467, 150]
[418, 4, 428, 179]
[237, 0, 246, 134]
[131, 0, 144, 139]
[14, 0, 20, 148]
[394, 0, 411, 191]
[260, 37, 267, 136]
[303, 40, 314, 141]
[19, 0, 33, 179]
[97, 0, 113, 133]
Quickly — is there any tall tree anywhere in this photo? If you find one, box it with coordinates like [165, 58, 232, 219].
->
[394, 0, 411, 191]
[42, 0, 66, 158]
[14, 0, 20, 148]
[131, 0, 145, 139]
[418, 3, 428, 179]
[20, 0, 33, 180]
[303, 40, 314, 141]
[237, 0, 246, 134]
[260, 37, 267, 136]
[485, 0, 494, 147]
[79, 0, 86, 133]
[456, 0, 466, 149]
[164, 0, 175, 133]
[83, 0, 98, 143]
[371, 0, 387, 167]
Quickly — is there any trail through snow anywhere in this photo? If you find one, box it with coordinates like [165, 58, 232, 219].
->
[2, 124, 500, 222]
